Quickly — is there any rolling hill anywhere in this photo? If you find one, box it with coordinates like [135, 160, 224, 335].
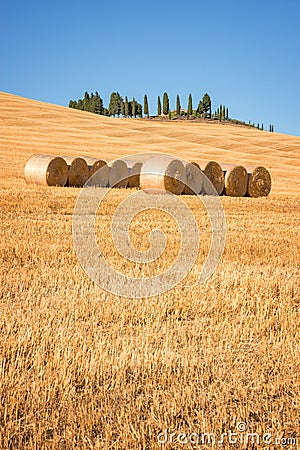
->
[0, 91, 299, 195]
[1, 91, 300, 447]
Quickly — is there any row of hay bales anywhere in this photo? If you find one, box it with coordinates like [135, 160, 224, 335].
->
[24, 154, 271, 197]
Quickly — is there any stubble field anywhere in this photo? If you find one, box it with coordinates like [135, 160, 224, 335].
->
[0, 92, 300, 448]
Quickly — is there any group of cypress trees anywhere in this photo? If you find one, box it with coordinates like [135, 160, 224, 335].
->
[69, 91, 105, 115]
[69, 91, 274, 131]
[69, 91, 213, 119]
[108, 93, 143, 118]
[69, 91, 142, 118]
[214, 104, 229, 121]
[155, 92, 212, 119]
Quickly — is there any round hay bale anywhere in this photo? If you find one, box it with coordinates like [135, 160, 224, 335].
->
[202, 161, 225, 195]
[183, 162, 203, 194]
[24, 154, 68, 186]
[247, 166, 272, 197]
[223, 164, 248, 197]
[108, 160, 128, 188]
[191, 161, 200, 170]
[82, 156, 109, 187]
[140, 156, 186, 195]
[62, 156, 89, 187]
[125, 161, 143, 188]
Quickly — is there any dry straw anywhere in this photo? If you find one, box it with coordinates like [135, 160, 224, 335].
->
[202, 161, 225, 195]
[183, 162, 203, 194]
[191, 161, 200, 170]
[123, 160, 143, 188]
[223, 164, 248, 197]
[140, 156, 186, 195]
[108, 160, 128, 188]
[82, 156, 109, 187]
[24, 154, 68, 187]
[62, 156, 89, 187]
[247, 166, 272, 197]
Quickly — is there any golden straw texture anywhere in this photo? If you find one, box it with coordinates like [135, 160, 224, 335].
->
[140, 156, 186, 195]
[127, 162, 143, 188]
[24, 154, 68, 186]
[202, 161, 225, 195]
[62, 156, 89, 187]
[223, 165, 248, 197]
[183, 162, 203, 195]
[247, 166, 272, 197]
[83, 156, 109, 187]
[108, 160, 128, 188]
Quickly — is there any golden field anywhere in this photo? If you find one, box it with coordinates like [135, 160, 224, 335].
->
[0, 91, 300, 449]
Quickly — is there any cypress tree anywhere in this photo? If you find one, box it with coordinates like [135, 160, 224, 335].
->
[176, 95, 181, 115]
[197, 101, 204, 117]
[222, 105, 226, 121]
[128, 101, 132, 118]
[90, 93, 95, 113]
[98, 95, 104, 115]
[187, 94, 193, 118]
[116, 92, 123, 117]
[83, 91, 90, 111]
[226, 107, 229, 121]
[108, 92, 119, 116]
[77, 99, 84, 110]
[93, 91, 104, 115]
[121, 100, 125, 116]
[219, 104, 223, 121]
[124, 96, 129, 117]
[132, 98, 136, 118]
[202, 93, 212, 118]
[144, 95, 149, 118]
[163, 92, 169, 115]
[157, 96, 161, 116]
[136, 102, 143, 117]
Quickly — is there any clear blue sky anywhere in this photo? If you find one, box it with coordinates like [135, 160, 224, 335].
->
[1, 0, 299, 136]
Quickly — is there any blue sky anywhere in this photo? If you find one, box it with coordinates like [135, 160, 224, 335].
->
[1, 0, 299, 135]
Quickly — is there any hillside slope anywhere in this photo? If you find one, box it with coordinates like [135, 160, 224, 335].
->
[0, 91, 299, 195]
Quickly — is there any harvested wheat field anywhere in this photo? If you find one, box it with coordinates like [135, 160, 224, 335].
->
[0, 91, 300, 449]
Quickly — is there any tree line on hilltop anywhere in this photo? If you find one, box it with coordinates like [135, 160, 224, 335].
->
[69, 91, 143, 118]
[69, 91, 274, 131]
[69, 91, 214, 119]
